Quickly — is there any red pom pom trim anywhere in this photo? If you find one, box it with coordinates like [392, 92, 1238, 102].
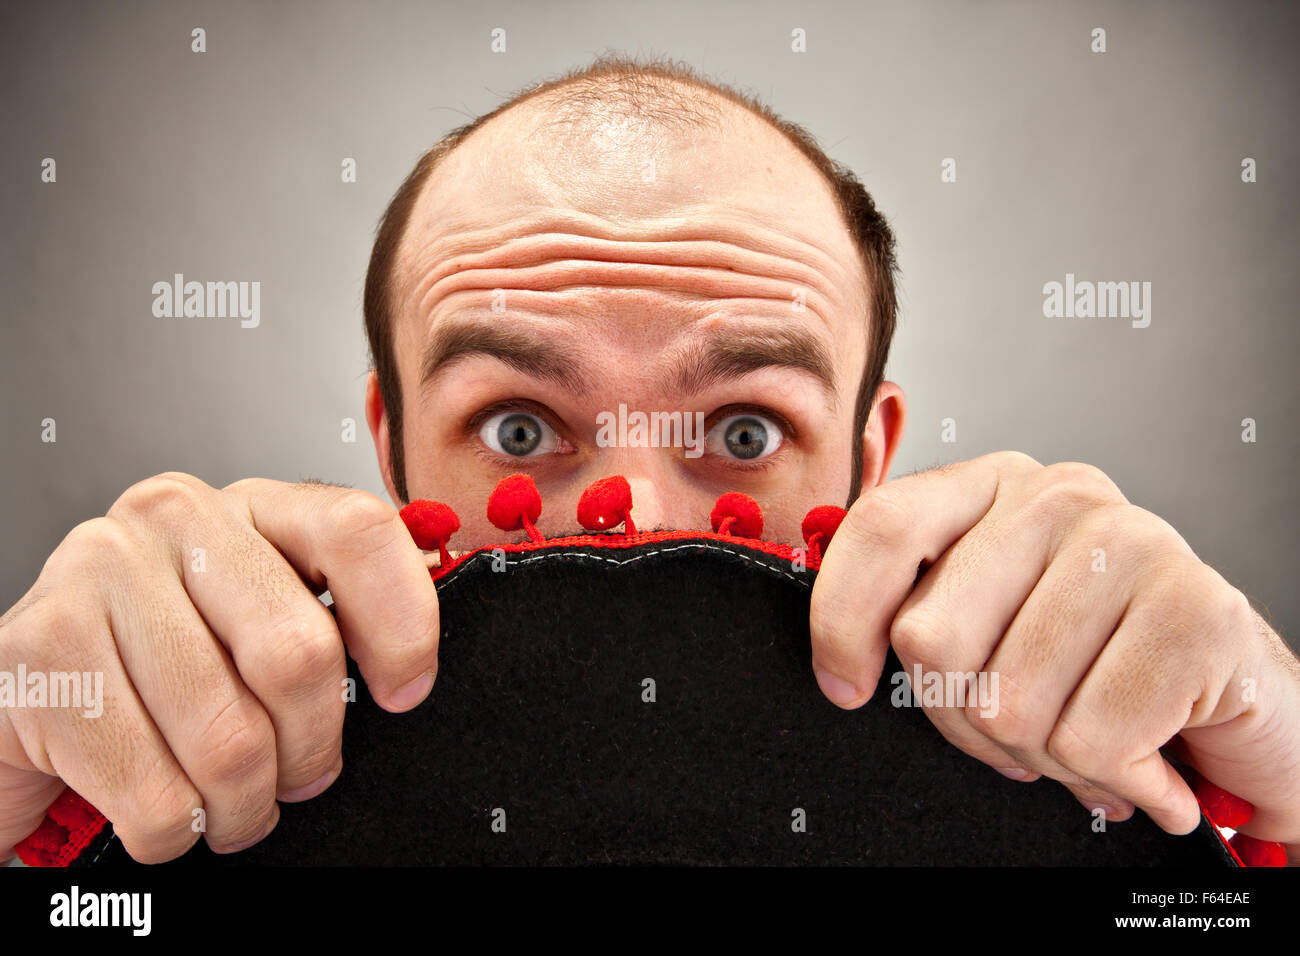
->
[400, 499, 461, 567]
[801, 505, 847, 562]
[487, 474, 544, 543]
[710, 492, 763, 539]
[577, 476, 636, 535]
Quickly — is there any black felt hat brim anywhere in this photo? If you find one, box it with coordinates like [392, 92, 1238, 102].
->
[80, 536, 1236, 866]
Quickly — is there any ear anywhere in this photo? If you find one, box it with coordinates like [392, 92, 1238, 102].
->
[365, 370, 403, 507]
[859, 380, 906, 491]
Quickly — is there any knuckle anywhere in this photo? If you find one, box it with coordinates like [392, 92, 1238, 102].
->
[1046, 720, 1106, 778]
[1145, 561, 1218, 626]
[259, 613, 343, 694]
[971, 693, 1037, 752]
[287, 740, 343, 781]
[1147, 563, 1250, 654]
[42, 517, 135, 582]
[842, 487, 914, 552]
[195, 698, 275, 783]
[220, 476, 265, 496]
[1125, 504, 1185, 549]
[1024, 465, 1119, 523]
[1073, 501, 1132, 546]
[322, 491, 399, 557]
[889, 605, 951, 667]
[15, 605, 90, 677]
[15, 586, 78, 644]
[110, 472, 209, 525]
[1216, 579, 1256, 635]
[1039, 462, 1123, 503]
[218, 799, 278, 848]
[1078, 503, 1184, 567]
[988, 449, 1042, 475]
[125, 772, 204, 863]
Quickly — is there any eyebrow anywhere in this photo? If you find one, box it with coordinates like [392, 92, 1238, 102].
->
[670, 326, 837, 404]
[420, 315, 837, 404]
[421, 317, 592, 393]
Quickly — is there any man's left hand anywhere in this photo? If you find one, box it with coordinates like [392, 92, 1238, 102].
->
[808, 451, 1300, 862]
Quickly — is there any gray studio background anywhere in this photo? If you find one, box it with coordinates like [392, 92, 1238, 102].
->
[2, 0, 1297, 647]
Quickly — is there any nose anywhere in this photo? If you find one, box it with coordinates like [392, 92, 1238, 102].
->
[599, 452, 699, 533]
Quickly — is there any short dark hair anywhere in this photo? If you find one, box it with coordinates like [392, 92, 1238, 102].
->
[364, 52, 899, 506]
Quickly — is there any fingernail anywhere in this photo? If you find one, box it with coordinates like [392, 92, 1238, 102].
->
[389, 672, 434, 710]
[814, 668, 860, 706]
[996, 766, 1032, 780]
[278, 765, 341, 803]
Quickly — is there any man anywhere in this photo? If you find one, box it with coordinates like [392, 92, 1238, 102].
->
[2, 54, 1297, 865]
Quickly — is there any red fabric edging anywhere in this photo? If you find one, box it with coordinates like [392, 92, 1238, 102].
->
[13, 787, 108, 867]
[430, 528, 819, 582]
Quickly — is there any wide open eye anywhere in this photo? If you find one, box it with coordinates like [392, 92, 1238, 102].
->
[705, 413, 784, 461]
[479, 411, 560, 457]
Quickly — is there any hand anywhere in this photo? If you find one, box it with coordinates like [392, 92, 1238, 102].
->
[808, 451, 1300, 861]
[0, 473, 440, 862]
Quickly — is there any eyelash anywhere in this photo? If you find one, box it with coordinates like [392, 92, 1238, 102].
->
[466, 399, 552, 435]
[466, 400, 796, 468]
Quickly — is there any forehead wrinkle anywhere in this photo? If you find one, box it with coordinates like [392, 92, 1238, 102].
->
[406, 257, 846, 350]
[399, 213, 858, 337]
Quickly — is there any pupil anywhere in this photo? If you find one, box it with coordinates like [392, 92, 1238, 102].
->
[498, 414, 541, 455]
[725, 417, 766, 460]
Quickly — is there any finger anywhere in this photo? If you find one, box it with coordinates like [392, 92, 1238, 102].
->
[889, 462, 1126, 678]
[224, 479, 440, 711]
[954, 508, 1162, 817]
[1046, 608, 1218, 835]
[880, 497, 1055, 782]
[109, 474, 347, 800]
[883, 470, 1137, 815]
[809, 452, 1031, 706]
[883, 664, 1043, 785]
[975, 671, 1136, 821]
[104, 536, 282, 852]
[0, 568, 206, 864]
[1038, 543, 1245, 835]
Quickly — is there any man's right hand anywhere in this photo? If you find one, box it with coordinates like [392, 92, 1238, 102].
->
[0, 473, 441, 863]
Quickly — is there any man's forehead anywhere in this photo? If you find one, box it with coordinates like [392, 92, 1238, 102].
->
[399, 93, 863, 285]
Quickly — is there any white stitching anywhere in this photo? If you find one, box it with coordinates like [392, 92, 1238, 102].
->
[90, 829, 118, 865]
[437, 541, 813, 596]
